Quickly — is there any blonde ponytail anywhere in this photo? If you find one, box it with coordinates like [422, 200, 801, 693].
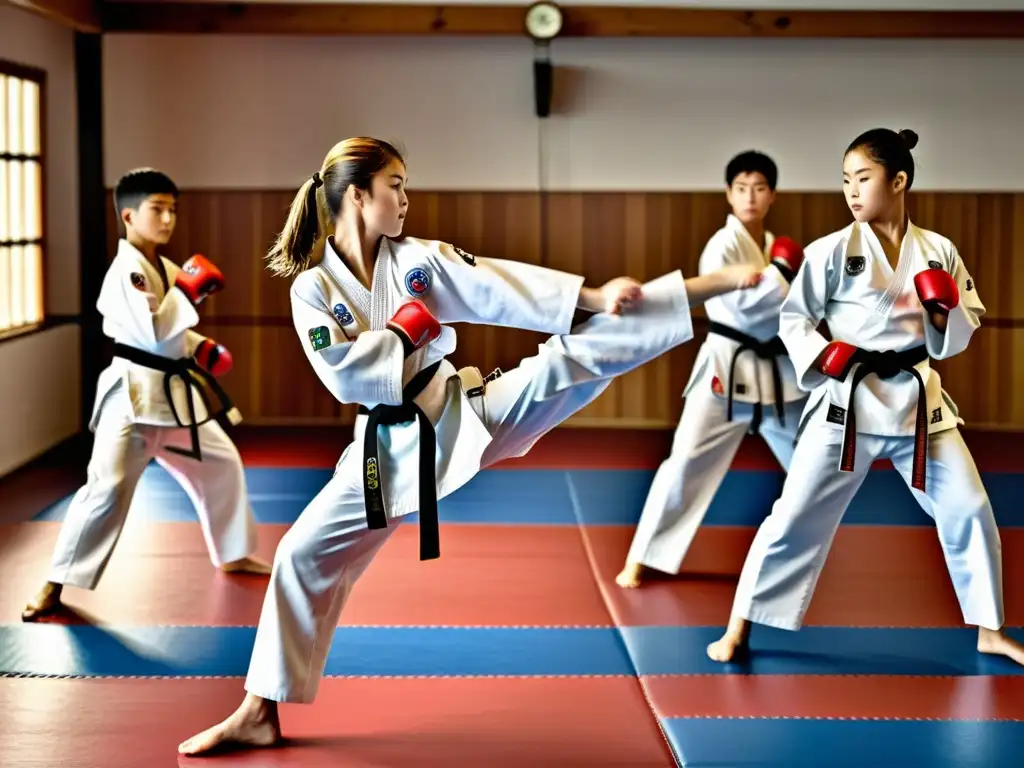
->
[266, 175, 326, 278]
[266, 137, 405, 279]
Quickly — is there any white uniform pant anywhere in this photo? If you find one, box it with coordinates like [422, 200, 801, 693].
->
[244, 277, 693, 703]
[49, 387, 257, 590]
[731, 422, 1003, 632]
[625, 389, 806, 575]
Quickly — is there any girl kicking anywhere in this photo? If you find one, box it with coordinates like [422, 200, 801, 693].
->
[178, 136, 764, 755]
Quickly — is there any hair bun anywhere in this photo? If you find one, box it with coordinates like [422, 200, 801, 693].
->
[898, 129, 919, 150]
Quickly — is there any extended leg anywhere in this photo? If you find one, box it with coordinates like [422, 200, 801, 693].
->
[479, 270, 695, 466]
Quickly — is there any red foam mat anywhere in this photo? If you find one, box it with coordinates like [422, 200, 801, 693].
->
[0, 676, 676, 768]
[582, 525, 1024, 628]
[0, 521, 613, 627]
[643, 674, 1024, 721]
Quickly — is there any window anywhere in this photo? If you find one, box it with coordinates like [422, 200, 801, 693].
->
[0, 60, 45, 335]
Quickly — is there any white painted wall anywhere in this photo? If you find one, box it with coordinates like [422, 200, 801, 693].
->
[0, 4, 82, 477]
[103, 35, 1024, 192]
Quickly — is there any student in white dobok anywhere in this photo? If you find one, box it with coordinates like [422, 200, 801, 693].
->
[618, 151, 807, 589]
[707, 128, 1024, 668]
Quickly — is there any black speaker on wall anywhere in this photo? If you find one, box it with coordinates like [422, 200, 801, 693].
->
[534, 59, 553, 118]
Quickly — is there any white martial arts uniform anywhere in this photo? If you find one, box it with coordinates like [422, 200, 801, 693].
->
[625, 215, 807, 575]
[49, 239, 256, 590]
[245, 235, 696, 703]
[730, 219, 1003, 632]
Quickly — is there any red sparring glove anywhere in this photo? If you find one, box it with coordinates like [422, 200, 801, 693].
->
[914, 268, 959, 314]
[175, 254, 225, 305]
[817, 341, 858, 381]
[770, 236, 805, 283]
[387, 300, 441, 357]
[194, 338, 233, 376]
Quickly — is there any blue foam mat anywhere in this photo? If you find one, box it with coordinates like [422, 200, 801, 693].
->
[622, 626, 1024, 677]
[0, 625, 635, 678]
[568, 468, 1024, 527]
[33, 466, 577, 525]
[661, 718, 1024, 767]
[31, 466, 1024, 527]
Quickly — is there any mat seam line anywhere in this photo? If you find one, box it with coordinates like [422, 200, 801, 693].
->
[564, 470, 680, 768]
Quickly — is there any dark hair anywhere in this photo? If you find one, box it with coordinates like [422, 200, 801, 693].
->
[267, 137, 405, 278]
[725, 151, 778, 191]
[845, 128, 919, 190]
[113, 168, 179, 218]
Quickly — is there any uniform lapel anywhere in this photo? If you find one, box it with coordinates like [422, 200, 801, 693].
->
[321, 238, 373, 325]
[847, 222, 908, 320]
[369, 238, 393, 331]
[120, 240, 165, 299]
[875, 220, 916, 319]
[727, 215, 770, 266]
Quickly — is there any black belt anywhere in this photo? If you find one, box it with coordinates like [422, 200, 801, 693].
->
[838, 345, 930, 491]
[359, 361, 442, 561]
[707, 321, 788, 434]
[112, 342, 237, 462]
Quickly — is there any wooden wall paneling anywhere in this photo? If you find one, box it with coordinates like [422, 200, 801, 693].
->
[101, 189, 1024, 430]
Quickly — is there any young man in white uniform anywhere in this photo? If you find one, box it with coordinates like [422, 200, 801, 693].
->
[618, 151, 807, 588]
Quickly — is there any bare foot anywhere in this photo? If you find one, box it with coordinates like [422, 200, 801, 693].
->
[177, 694, 281, 755]
[220, 556, 272, 575]
[615, 562, 644, 589]
[977, 627, 1024, 667]
[707, 615, 751, 662]
[22, 582, 64, 622]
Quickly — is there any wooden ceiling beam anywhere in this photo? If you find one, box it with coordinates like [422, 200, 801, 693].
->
[98, 4, 1024, 39]
[7, 0, 102, 32]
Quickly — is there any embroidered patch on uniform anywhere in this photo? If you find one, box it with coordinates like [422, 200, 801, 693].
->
[845, 256, 866, 276]
[308, 325, 330, 351]
[405, 267, 430, 297]
[735, 383, 747, 395]
[332, 303, 354, 326]
[453, 245, 476, 267]
[931, 407, 943, 424]
[928, 260, 943, 270]
[826, 403, 847, 425]
[966, 278, 974, 291]
[711, 376, 725, 396]
[129, 272, 147, 290]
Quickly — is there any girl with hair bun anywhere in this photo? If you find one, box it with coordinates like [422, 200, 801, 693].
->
[708, 127, 1024, 668]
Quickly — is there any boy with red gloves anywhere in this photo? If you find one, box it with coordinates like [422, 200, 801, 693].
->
[22, 168, 268, 622]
